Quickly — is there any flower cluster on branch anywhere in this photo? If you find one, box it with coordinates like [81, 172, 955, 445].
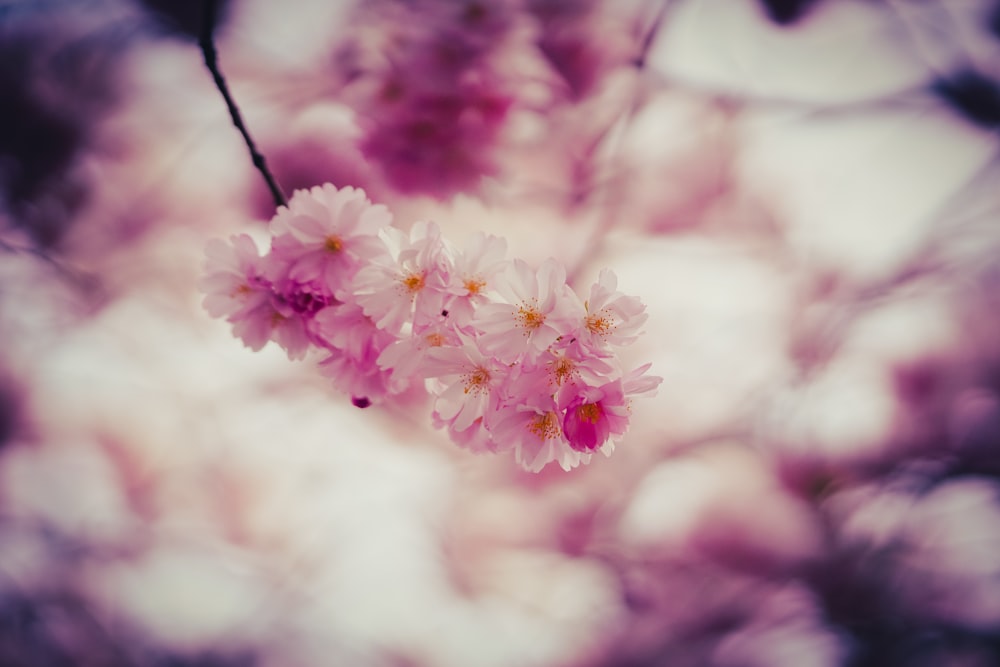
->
[201, 184, 659, 471]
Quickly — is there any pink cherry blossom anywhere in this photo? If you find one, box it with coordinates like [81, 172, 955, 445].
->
[313, 303, 403, 404]
[443, 232, 507, 323]
[578, 268, 649, 350]
[351, 220, 451, 334]
[201, 183, 660, 469]
[376, 315, 461, 384]
[558, 379, 630, 453]
[422, 337, 508, 448]
[269, 184, 392, 297]
[200, 234, 270, 322]
[490, 396, 591, 472]
[200, 234, 310, 358]
[475, 258, 584, 361]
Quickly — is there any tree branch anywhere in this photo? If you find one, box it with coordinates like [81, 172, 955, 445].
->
[198, 0, 287, 208]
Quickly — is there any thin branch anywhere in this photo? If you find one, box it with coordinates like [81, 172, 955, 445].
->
[198, 0, 287, 208]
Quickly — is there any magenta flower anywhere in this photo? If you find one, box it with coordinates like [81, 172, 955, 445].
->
[475, 258, 584, 361]
[269, 184, 392, 297]
[559, 379, 630, 453]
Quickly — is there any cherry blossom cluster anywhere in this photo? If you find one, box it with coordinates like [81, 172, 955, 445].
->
[201, 184, 660, 471]
[337, 0, 517, 197]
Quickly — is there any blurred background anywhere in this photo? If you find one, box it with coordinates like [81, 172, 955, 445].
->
[2, 0, 1000, 665]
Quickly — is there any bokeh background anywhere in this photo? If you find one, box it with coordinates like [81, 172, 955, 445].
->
[2, 0, 1000, 665]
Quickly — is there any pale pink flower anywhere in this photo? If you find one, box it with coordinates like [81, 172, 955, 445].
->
[475, 258, 584, 361]
[539, 339, 617, 389]
[200, 234, 310, 358]
[200, 234, 270, 321]
[423, 338, 507, 445]
[444, 232, 507, 323]
[313, 303, 403, 404]
[269, 184, 392, 296]
[578, 268, 648, 350]
[490, 396, 591, 472]
[622, 362, 663, 398]
[376, 315, 461, 384]
[351, 220, 451, 334]
[433, 412, 497, 454]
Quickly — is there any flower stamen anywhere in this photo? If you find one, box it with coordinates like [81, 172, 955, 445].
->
[516, 300, 545, 333]
[462, 366, 491, 395]
[464, 277, 486, 295]
[577, 402, 603, 424]
[527, 411, 561, 441]
[401, 272, 426, 294]
[548, 356, 577, 386]
[324, 235, 344, 253]
[425, 332, 446, 347]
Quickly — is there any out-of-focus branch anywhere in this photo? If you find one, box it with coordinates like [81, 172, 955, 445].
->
[198, 0, 287, 209]
[565, 0, 675, 287]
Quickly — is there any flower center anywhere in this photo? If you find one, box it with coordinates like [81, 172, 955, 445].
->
[516, 302, 545, 332]
[324, 235, 343, 253]
[527, 411, 561, 441]
[548, 356, 576, 386]
[577, 402, 603, 424]
[402, 272, 425, 293]
[463, 366, 491, 395]
[464, 277, 486, 295]
[585, 311, 613, 336]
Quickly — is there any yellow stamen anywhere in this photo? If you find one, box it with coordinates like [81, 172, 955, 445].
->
[585, 311, 614, 337]
[324, 235, 343, 253]
[463, 366, 491, 395]
[401, 272, 425, 293]
[425, 332, 446, 347]
[527, 411, 561, 441]
[577, 403, 603, 424]
[549, 356, 576, 386]
[464, 278, 486, 295]
[516, 301, 545, 332]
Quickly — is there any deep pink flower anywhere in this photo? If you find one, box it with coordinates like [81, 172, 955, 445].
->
[559, 379, 630, 453]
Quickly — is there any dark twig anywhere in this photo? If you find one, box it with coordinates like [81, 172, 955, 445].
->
[198, 0, 287, 208]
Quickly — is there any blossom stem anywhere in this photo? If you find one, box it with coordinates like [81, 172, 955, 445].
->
[199, 0, 287, 208]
